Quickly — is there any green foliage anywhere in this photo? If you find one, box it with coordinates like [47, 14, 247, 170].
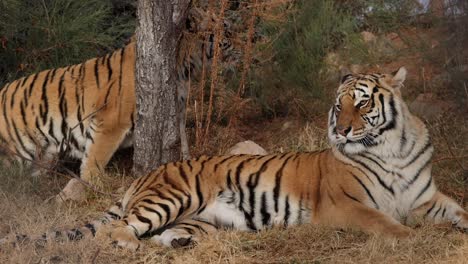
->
[0, 0, 135, 85]
[361, 0, 422, 33]
[249, 0, 358, 116]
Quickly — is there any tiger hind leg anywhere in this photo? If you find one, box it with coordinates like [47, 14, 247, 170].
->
[149, 219, 217, 248]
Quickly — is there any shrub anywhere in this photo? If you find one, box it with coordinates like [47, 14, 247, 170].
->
[0, 0, 135, 85]
[248, 0, 358, 117]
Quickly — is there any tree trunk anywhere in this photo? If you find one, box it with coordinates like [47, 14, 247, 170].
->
[133, 0, 190, 175]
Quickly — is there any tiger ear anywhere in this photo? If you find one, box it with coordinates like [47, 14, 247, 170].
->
[389, 67, 407, 88]
[340, 67, 353, 84]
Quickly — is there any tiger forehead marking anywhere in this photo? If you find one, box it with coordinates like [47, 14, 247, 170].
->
[337, 74, 381, 104]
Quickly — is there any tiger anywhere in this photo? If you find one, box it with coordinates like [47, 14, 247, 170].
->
[0, 8, 237, 202]
[2, 67, 467, 250]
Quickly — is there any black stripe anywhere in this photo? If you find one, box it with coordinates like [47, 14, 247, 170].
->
[67, 229, 84, 240]
[433, 206, 442, 219]
[284, 196, 290, 227]
[195, 174, 204, 212]
[411, 175, 432, 208]
[35, 118, 49, 144]
[84, 223, 97, 236]
[178, 164, 190, 186]
[424, 202, 436, 218]
[214, 156, 235, 171]
[135, 214, 153, 233]
[246, 156, 276, 226]
[180, 222, 207, 234]
[80, 63, 86, 114]
[153, 189, 177, 207]
[348, 156, 394, 195]
[50, 68, 57, 82]
[40, 70, 52, 124]
[273, 155, 294, 212]
[106, 211, 121, 219]
[103, 80, 114, 106]
[106, 53, 113, 81]
[186, 160, 193, 171]
[48, 118, 59, 144]
[360, 154, 398, 178]
[118, 47, 125, 94]
[180, 226, 196, 235]
[355, 87, 366, 93]
[235, 160, 247, 211]
[405, 156, 432, 190]
[23, 86, 29, 107]
[20, 75, 30, 87]
[20, 101, 27, 128]
[141, 206, 162, 222]
[226, 169, 233, 190]
[401, 142, 432, 168]
[10, 80, 21, 108]
[400, 124, 407, 152]
[352, 174, 379, 209]
[12, 119, 34, 159]
[260, 192, 270, 226]
[156, 203, 172, 224]
[28, 73, 39, 97]
[377, 95, 397, 134]
[342, 187, 361, 203]
[94, 58, 100, 89]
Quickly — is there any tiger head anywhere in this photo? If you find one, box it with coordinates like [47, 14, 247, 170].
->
[328, 67, 408, 154]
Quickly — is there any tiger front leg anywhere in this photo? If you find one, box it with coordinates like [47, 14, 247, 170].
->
[56, 125, 130, 202]
[330, 202, 413, 238]
[411, 191, 468, 232]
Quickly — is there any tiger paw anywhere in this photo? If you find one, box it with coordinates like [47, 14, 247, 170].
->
[150, 229, 195, 248]
[55, 179, 87, 203]
[110, 225, 141, 251]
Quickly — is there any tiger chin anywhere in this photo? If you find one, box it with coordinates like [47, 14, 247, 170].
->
[2, 67, 467, 250]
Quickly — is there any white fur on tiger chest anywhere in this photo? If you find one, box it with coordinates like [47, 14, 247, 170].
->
[357, 142, 436, 222]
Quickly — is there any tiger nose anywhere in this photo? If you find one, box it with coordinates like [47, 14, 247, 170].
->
[336, 125, 352, 136]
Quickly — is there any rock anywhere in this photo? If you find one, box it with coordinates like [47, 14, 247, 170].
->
[227, 140, 267, 155]
[409, 93, 453, 120]
[361, 31, 377, 43]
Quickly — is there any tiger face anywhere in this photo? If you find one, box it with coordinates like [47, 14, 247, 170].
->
[328, 67, 407, 154]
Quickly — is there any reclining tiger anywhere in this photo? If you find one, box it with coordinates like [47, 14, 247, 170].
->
[0, 8, 237, 202]
[1, 67, 466, 250]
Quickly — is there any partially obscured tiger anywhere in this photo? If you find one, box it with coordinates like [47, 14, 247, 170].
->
[2, 67, 466, 250]
[0, 8, 237, 201]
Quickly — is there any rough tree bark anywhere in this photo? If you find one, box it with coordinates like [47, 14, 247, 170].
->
[133, 0, 190, 175]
